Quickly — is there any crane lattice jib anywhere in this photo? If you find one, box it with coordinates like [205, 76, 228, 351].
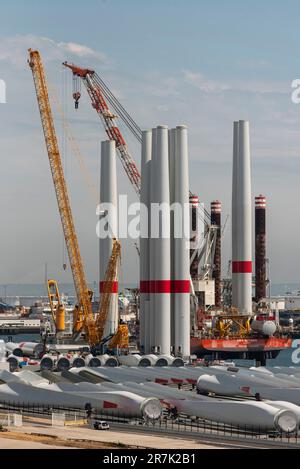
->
[28, 49, 93, 326]
[83, 74, 141, 194]
[95, 238, 121, 344]
[62, 63, 209, 225]
[63, 62, 141, 195]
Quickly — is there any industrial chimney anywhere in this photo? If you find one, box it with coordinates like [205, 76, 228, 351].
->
[189, 194, 200, 279]
[211, 200, 222, 307]
[255, 195, 266, 302]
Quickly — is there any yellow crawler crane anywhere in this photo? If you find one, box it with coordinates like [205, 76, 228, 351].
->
[108, 323, 129, 351]
[29, 49, 128, 351]
[28, 49, 98, 342]
[91, 238, 128, 352]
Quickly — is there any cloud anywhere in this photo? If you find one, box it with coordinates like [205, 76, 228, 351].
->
[57, 41, 106, 61]
[183, 69, 287, 95]
[183, 70, 230, 93]
[0, 34, 111, 69]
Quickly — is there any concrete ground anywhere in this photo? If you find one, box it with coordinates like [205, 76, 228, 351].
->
[1, 424, 223, 449]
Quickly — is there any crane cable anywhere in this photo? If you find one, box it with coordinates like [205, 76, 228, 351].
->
[92, 74, 211, 224]
[51, 73, 211, 265]
[48, 81, 99, 205]
[48, 79, 140, 278]
[92, 74, 142, 143]
[62, 67, 68, 270]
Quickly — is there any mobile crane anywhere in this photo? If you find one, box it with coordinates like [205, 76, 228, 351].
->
[29, 49, 128, 352]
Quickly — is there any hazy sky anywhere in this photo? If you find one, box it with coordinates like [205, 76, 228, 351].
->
[1, 0, 300, 287]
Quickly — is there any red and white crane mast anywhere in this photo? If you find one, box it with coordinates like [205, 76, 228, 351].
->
[63, 62, 141, 194]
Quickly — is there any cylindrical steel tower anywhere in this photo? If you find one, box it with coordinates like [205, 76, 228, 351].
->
[211, 200, 222, 307]
[100, 140, 118, 337]
[232, 121, 239, 308]
[232, 120, 252, 314]
[153, 125, 171, 355]
[149, 128, 157, 351]
[255, 195, 266, 302]
[140, 130, 152, 353]
[173, 125, 190, 358]
[169, 128, 177, 349]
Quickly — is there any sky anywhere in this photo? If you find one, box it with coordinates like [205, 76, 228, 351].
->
[0, 0, 300, 287]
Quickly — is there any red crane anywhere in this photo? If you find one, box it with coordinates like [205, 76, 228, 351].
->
[63, 62, 212, 248]
[63, 62, 141, 195]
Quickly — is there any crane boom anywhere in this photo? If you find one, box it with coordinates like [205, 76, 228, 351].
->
[63, 62, 141, 195]
[62, 60, 213, 280]
[47, 279, 66, 332]
[28, 49, 94, 334]
[93, 238, 121, 346]
[62, 62, 213, 223]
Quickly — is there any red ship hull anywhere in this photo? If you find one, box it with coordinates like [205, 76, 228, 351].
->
[190, 337, 292, 359]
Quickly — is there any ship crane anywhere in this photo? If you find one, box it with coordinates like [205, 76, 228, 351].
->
[29, 49, 128, 351]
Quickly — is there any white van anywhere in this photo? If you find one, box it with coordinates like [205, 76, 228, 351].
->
[92, 419, 110, 430]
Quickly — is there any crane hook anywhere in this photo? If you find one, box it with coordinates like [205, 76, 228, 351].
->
[73, 92, 81, 110]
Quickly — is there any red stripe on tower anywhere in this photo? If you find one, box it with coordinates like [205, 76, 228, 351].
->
[232, 261, 252, 273]
[140, 280, 170, 293]
[171, 280, 190, 293]
[140, 280, 189, 293]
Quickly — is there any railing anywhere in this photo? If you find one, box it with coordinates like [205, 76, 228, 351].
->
[0, 401, 299, 447]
